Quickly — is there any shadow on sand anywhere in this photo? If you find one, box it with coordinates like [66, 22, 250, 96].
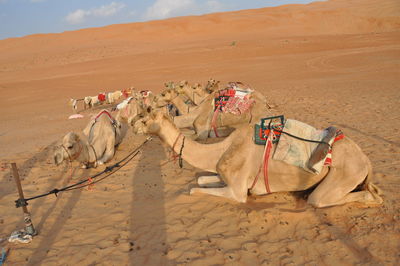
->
[129, 139, 169, 264]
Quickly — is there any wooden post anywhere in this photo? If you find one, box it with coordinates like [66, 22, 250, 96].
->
[11, 163, 37, 236]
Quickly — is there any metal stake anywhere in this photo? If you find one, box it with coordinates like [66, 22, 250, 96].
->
[11, 163, 37, 236]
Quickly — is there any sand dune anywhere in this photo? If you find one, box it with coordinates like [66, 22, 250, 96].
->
[0, 0, 399, 264]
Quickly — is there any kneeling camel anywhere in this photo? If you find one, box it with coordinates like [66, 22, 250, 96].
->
[54, 110, 123, 168]
[134, 110, 383, 208]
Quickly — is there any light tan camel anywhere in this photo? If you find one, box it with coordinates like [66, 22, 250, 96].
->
[175, 80, 211, 106]
[54, 110, 124, 168]
[170, 85, 272, 139]
[133, 110, 383, 208]
[153, 89, 192, 115]
[115, 97, 146, 126]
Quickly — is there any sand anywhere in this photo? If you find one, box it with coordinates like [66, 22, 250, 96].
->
[1, 0, 399, 264]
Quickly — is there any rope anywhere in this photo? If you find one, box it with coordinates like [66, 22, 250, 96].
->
[178, 136, 185, 168]
[15, 137, 152, 207]
[277, 130, 331, 147]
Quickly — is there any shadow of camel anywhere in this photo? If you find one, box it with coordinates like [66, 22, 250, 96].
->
[129, 138, 170, 264]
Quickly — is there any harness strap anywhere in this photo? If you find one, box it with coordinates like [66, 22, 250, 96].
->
[95, 110, 116, 124]
[263, 131, 273, 193]
[171, 133, 183, 162]
[210, 106, 220, 138]
[89, 144, 98, 165]
[250, 131, 273, 193]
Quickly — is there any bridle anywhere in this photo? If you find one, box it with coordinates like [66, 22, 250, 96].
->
[61, 141, 83, 163]
[171, 132, 185, 168]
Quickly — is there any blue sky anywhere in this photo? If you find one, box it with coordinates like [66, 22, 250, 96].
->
[0, 0, 317, 40]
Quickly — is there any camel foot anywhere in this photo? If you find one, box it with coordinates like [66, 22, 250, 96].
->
[197, 175, 224, 188]
[190, 186, 246, 203]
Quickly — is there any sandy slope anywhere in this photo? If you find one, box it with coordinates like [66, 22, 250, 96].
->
[0, 0, 399, 264]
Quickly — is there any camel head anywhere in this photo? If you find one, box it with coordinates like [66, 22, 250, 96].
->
[205, 79, 220, 93]
[156, 89, 178, 106]
[164, 81, 175, 90]
[192, 83, 207, 97]
[54, 132, 82, 165]
[132, 106, 162, 135]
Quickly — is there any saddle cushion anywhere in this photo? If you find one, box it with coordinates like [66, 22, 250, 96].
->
[272, 119, 331, 174]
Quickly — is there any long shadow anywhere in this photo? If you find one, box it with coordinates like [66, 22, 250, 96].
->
[129, 138, 169, 265]
[27, 188, 83, 265]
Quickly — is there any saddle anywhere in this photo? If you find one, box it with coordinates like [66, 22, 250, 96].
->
[255, 116, 344, 174]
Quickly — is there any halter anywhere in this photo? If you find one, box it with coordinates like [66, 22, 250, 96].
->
[61, 141, 83, 163]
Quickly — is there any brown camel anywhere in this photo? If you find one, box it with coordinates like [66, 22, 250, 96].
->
[133, 110, 383, 208]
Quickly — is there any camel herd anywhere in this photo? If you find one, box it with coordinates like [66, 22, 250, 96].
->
[55, 79, 383, 208]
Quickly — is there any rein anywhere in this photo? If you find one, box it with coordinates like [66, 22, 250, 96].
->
[171, 133, 185, 168]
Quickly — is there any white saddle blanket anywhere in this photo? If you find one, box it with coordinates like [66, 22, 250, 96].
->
[273, 119, 328, 174]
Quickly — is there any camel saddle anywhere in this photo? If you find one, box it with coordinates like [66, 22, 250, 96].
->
[307, 126, 338, 173]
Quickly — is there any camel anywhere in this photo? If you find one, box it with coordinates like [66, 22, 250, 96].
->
[154, 89, 192, 115]
[175, 80, 217, 106]
[54, 110, 124, 168]
[115, 97, 146, 126]
[106, 90, 123, 105]
[133, 109, 383, 208]
[171, 84, 272, 140]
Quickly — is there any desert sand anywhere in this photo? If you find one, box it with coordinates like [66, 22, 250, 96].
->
[1, 0, 400, 264]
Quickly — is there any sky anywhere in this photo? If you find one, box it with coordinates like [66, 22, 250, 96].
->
[0, 0, 318, 40]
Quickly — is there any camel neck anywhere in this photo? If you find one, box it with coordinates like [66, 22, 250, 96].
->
[156, 116, 232, 172]
[171, 95, 189, 115]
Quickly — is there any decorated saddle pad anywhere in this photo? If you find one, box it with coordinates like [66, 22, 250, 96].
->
[214, 82, 254, 114]
[98, 93, 106, 102]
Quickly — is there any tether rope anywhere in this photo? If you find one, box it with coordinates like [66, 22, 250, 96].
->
[15, 137, 152, 208]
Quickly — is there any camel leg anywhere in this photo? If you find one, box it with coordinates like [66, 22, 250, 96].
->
[97, 140, 115, 165]
[191, 162, 249, 202]
[197, 175, 224, 187]
[323, 190, 383, 206]
[307, 166, 381, 208]
[190, 186, 246, 202]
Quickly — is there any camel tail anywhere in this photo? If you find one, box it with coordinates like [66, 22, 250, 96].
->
[363, 158, 384, 204]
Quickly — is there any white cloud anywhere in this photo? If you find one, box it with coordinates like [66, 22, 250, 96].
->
[65, 2, 126, 25]
[66, 9, 86, 25]
[144, 0, 228, 20]
[144, 0, 196, 20]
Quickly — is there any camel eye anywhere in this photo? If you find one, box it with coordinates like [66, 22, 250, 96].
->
[67, 145, 73, 149]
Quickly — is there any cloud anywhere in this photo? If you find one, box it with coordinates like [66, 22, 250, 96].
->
[65, 2, 126, 25]
[144, 0, 227, 20]
[144, 0, 196, 20]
